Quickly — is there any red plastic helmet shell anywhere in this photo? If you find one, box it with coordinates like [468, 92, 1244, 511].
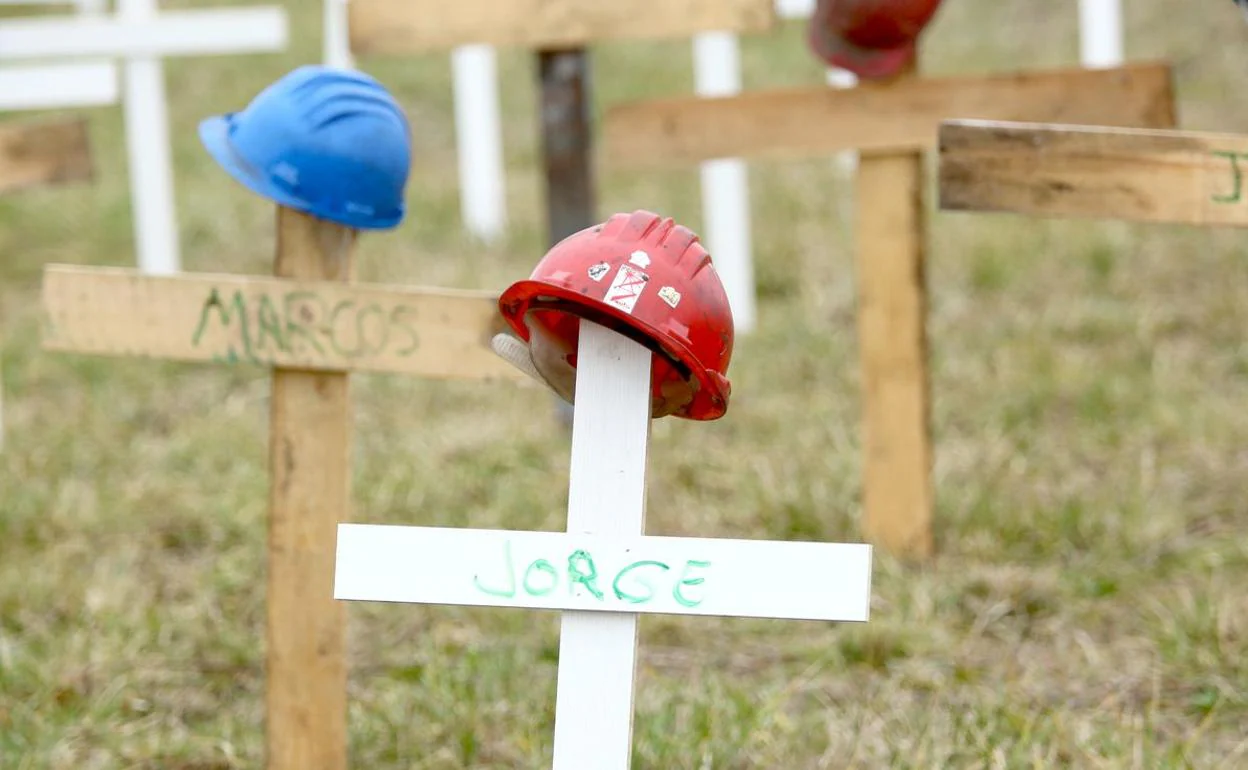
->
[498, 210, 734, 421]
[808, 0, 945, 80]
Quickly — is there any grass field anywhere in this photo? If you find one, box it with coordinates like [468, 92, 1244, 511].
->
[3, 1, 1248, 767]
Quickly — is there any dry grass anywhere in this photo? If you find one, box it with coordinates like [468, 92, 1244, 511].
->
[2, 0, 1248, 767]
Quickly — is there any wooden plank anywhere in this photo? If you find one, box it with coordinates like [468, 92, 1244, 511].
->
[0, 118, 93, 195]
[348, 0, 775, 53]
[334, 524, 874, 621]
[266, 207, 350, 770]
[938, 119, 1248, 227]
[550, 322, 651, 769]
[855, 61, 934, 561]
[39, 264, 528, 383]
[602, 61, 1176, 166]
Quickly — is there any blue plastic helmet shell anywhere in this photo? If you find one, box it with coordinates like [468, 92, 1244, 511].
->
[199, 65, 411, 230]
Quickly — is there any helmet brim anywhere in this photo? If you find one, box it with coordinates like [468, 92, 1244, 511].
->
[808, 25, 916, 80]
[499, 279, 730, 420]
[198, 114, 404, 231]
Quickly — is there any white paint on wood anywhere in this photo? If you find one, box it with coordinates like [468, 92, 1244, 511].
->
[693, 31, 755, 334]
[1079, 0, 1123, 68]
[773, 0, 814, 18]
[334, 524, 874, 621]
[451, 44, 506, 242]
[0, 8, 288, 59]
[0, 62, 118, 111]
[551, 322, 651, 770]
[323, 0, 353, 68]
[118, 0, 178, 276]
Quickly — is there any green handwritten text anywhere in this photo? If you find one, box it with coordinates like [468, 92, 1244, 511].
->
[1211, 150, 1248, 204]
[473, 540, 710, 608]
[190, 287, 421, 366]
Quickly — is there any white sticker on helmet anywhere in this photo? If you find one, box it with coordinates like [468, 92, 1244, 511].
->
[657, 286, 682, 308]
[604, 264, 649, 315]
[628, 250, 651, 268]
[587, 261, 610, 282]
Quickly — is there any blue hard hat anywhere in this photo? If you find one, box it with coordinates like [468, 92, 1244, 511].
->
[198, 65, 411, 230]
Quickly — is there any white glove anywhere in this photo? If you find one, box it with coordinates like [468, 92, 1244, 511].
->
[491, 332, 559, 394]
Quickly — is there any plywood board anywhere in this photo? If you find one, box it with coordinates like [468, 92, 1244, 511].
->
[334, 524, 874, 622]
[938, 119, 1248, 227]
[0, 118, 93, 195]
[602, 61, 1176, 166]
[40, 265, 529, 383]
[348, 0, 775, 53]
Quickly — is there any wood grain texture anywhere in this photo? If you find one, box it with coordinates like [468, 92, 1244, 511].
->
[938, 119, 1248, 227]
[854, 63, 934, 562]
[602, 61, 1176, 166]
[40, 265, 527, 383]
[349, 0, 775, 53]
[0, 117, 93, 194]
[266, 207, 353, 770]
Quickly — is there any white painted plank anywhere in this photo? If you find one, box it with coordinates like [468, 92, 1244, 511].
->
[323, 0, 353, 68]
[0, 62, 118, 111]
[451, 44, 506, 242]
[774, 0, 814, 18]
[334, 524, 873, 621]
[693, 32, 756, 335]
[1079, 0, 1123, 68]
[0, 8, 288, 60]
[119, 0, 179, 275]
[551, 322, 651, 770]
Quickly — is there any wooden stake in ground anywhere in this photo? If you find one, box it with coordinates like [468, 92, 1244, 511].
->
[39, 210, 529, 769]
[334, 321, 874, 769]
[854, 61, 932, 557]
[600, 60, 1178, 561]
[1, 116, 96, 453]
[266, 206, 354, 769]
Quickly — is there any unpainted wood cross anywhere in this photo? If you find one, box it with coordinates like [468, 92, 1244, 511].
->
[40, 203, 531, 770]
[599, 58, 1180, 561]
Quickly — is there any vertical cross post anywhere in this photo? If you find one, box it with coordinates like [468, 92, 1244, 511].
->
[853, 61, 932, 557]
[538, 47, 596, 426]
[551, 321, 651, 768]
[266, 207, 355, 770]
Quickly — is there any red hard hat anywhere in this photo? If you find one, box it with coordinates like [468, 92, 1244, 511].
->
[808, 0, 945, 80]
[498, 210, 734, 421]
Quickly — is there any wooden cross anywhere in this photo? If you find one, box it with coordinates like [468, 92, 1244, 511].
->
[1, 116, 96, 452]
[599, 58, 1179, 561]
[40, 203, 531, 769]
[334, 319, 874, 769]
[345, 0, 777, 424]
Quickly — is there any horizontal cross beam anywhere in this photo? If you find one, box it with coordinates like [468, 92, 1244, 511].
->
[0, 8, 287, 60]
[937, 119, 1248, 228]
[334, 523, 874, 622]
[0, 62, 118, 112]
[602, 61, 1176, 166]
[347, 0, 775, 53]
[0, 118, 94, 195]
[40, 265, 529, 382]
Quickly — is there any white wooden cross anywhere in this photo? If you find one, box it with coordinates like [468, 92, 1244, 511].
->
[335, 320, 873, 768]
[0, 0, 288, 275]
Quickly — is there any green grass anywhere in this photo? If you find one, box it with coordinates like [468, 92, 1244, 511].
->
[3, 0, 1248, 767]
